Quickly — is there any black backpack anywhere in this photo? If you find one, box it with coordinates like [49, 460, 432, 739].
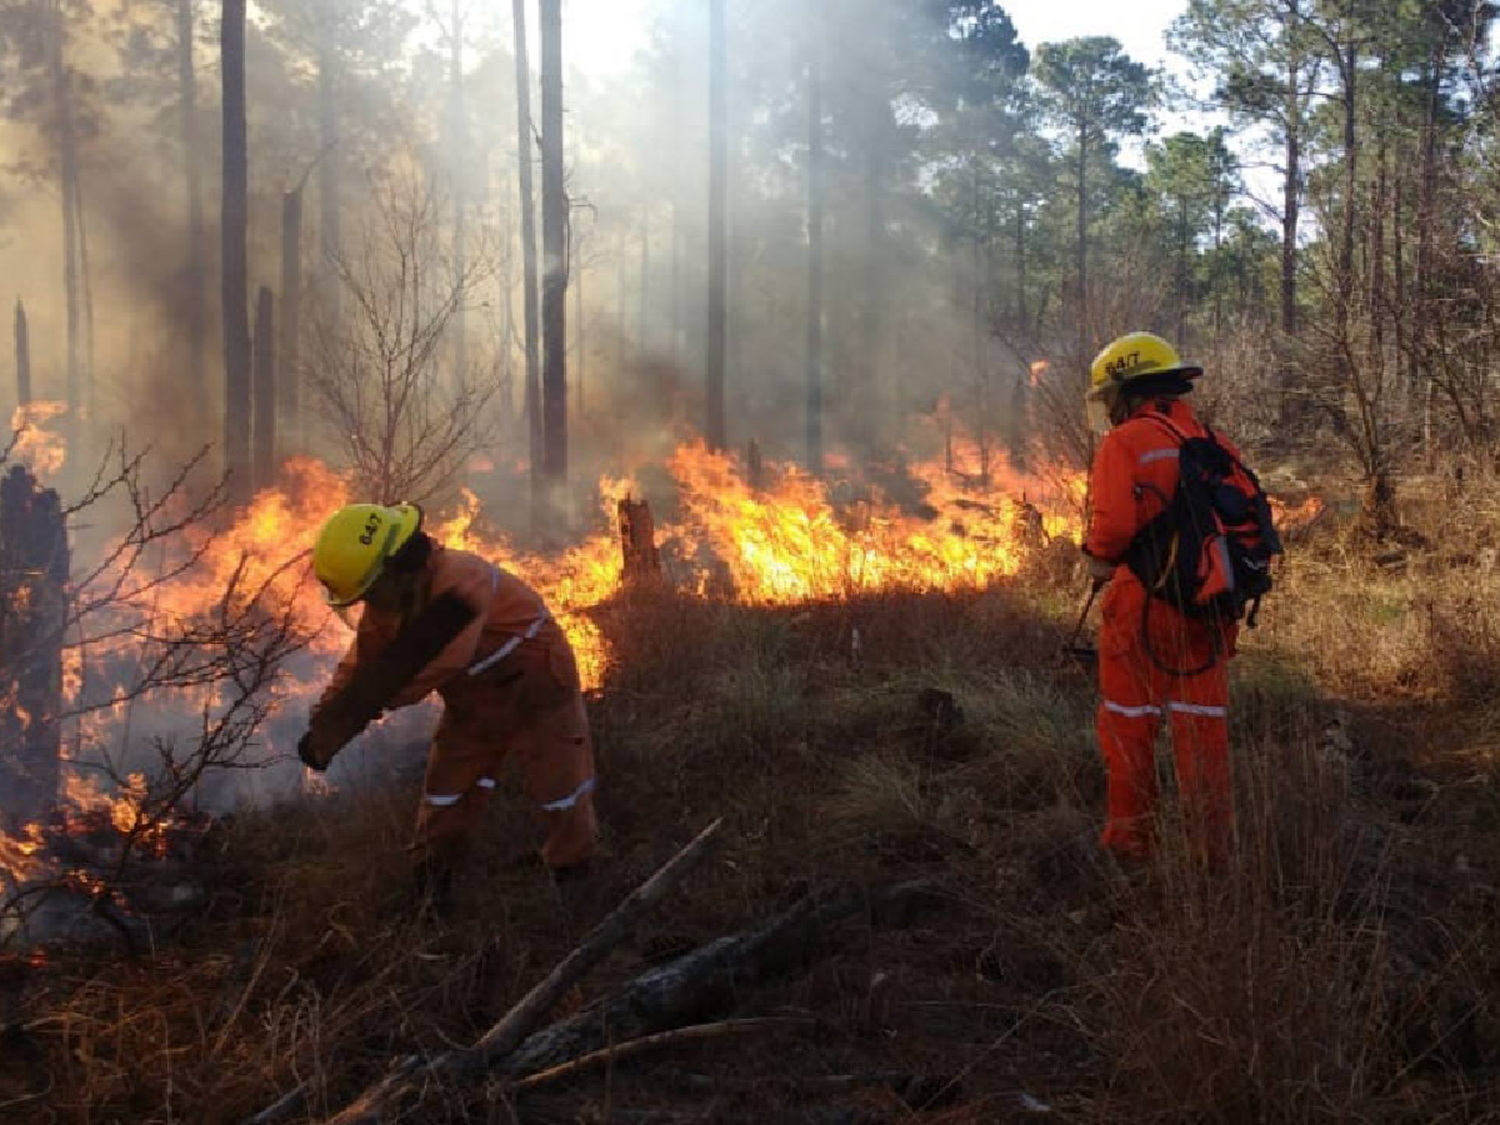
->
[1124, 413, 1284, 631]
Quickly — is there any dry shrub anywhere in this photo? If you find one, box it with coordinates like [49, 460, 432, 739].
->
[1059, 712, 1500, 1124]
[18, 543, 1500, 1124]
[1193, 322, 1292, 453]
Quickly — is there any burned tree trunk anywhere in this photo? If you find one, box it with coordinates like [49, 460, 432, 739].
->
[573, 238, 585, 416]
[252, 286, 275, 490]
[178, 0, 205, 394]
[806, 4, 825, 476]
[0, 467, 68, 831]
[512, 0, 542, 514]
[705, 0, 727, 450]
[448, 0, 468, 395]
[49, 5, 83, 425]
[617, 498, 660, 583]
[539, 0, 568, 493]
[14, 299, 31, 406]
[279, 188, 303, 454]
[221, 0, 251, 503]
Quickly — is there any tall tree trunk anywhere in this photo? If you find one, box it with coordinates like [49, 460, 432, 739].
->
[538, 0, 567, 489]
[498, 166, 517, 424]
[862, 144, 886, 429]
[279, 188, 303, 454]
[14, 299, 31, 407]
[221, 0, 251, 502]
[252, 286, 275, 490]
[574, 246, 585, 417]
[0, 467, 67, 830]
[706, 0, 727, 450]
[1414, 49, 1441, 395]
[316, 33, 341, 324]
[669, 200, 681, 364]
[449, 0, 467, 394]
[1014, 205, 1028, 330]
[638, 205, 650, 358]
[1212, 191, 1224, 343]
[1393, 148, 1409, 392]
[972, 167, 987, 479]
[513, 0, 542, 507]
[49, 3, 81, 426]
[1176, 201, 1188, 347]
[806, 2, 824, 475]
[1337, 41, 1358, 338]
[73, 172, 94, 414]
[615, 227, 628, 375]
[1281, 15, 1302, 337]
[1075, 125, 1088, 373]
[1371, 127, 1387, 367]
[177, 0, 205, 393]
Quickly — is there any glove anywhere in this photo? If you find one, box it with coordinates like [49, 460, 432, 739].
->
[297, 729, 339, 772]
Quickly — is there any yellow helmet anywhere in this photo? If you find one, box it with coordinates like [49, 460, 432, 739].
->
[312, 502, 423, 607]
[1087, 332, 1202, 402]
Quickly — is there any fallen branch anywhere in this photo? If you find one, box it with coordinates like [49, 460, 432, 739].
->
[300, 817, 725, 1125]
[513, 1017, 814, 1091]
[497, 879, 938, 1078]
[477, 817, 725, 1063]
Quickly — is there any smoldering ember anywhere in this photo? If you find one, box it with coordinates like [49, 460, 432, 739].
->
[0, 0, 1496, 1122]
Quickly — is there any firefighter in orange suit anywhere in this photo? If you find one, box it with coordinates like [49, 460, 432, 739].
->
[298, 503, 598, 896]
[1082, 333, 1237, 861]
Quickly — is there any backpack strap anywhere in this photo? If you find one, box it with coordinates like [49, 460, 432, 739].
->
[1135, 405, 1210, 446]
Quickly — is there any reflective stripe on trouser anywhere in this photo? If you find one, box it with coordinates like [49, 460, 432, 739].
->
[1096, 578, 1233, 860]
[415, 692, 598, 870]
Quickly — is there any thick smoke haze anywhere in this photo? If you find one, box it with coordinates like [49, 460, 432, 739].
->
[1, 0, 1049, 528]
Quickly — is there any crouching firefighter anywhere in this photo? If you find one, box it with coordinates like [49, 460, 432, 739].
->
[1081, 333, 1282, 863]
[298, 503, 599, 900]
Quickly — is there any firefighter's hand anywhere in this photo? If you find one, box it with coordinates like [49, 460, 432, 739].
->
[1086, 554, 1115, 588]
[297, 729, 339, 772]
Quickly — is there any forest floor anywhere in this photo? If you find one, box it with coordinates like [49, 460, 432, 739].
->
[8, 463, 1500, 1124]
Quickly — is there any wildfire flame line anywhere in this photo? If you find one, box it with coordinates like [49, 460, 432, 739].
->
[1, 438, 1084, 901]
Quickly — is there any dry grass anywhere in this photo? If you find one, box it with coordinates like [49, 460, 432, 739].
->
[11, 487, 1500, 1123]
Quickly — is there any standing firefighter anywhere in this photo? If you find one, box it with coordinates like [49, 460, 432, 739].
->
[1081, 333, 1281, 861]
[298, 503, 598, 899]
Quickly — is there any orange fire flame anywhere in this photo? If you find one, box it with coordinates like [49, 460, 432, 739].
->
[664, 442, 1081, 601]
[1, 435, 1086, 899]
[9, 401, 68, 480]
[1270, 494, 1326, 534]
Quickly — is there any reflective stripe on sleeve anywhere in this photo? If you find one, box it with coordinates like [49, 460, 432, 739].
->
[423, 792, 463, 807]
[467, 611, 550, 677]
[1103, 701, 1162, 718]
[541, 777, 597, 812]
[1138, 448, 1179, 465]
[477, 777, 497, 790]
[1168, 701, 1228, 718]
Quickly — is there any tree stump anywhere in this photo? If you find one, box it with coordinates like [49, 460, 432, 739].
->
[746, 438, 765, 491]
[0, 465, 68, 830]
[617, 497, 661, 584]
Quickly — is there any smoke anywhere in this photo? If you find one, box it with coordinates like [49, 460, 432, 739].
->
[0, 0, 1048, 529]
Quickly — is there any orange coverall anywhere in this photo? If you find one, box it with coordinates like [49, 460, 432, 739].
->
[1085, 397, 1236, 860]
[315, 547, 597, 869]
